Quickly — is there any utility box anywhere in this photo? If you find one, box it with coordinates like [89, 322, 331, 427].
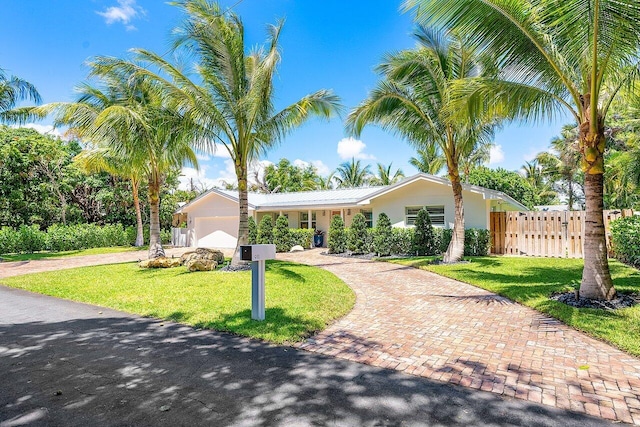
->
[239, 244, 276, 321]
[240, 244, 276, 262]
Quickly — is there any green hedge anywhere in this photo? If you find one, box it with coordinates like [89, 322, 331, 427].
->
[0, 224, 172, 254]
[611, 215, 640, 268]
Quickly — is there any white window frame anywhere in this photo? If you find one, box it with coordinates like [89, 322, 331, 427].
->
[361, 210, 373, 228]
[300, 212, 317, 229]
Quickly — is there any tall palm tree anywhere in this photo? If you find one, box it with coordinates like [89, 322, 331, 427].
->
[521, 159, 557, 205]
[0, 68, 41, 122]
[334, 158, 372, 188]
[370, 162, 405, 186]
[347, 27, 496, 263]
[460, 141, 492, 181]
[25, 67, 199, 258]
[409, 145, 446, 175]
[404, 0, 640, 299]
[107, 0, 340, 265]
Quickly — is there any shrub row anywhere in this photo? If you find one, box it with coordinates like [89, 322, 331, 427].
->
[248, 216, 314, 252]
[610, 215, 640, 268]
[328, 212, 490, 257]
[0, 224, 172, 254]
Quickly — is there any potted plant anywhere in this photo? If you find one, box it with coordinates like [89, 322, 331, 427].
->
[314, 229, 324, 247]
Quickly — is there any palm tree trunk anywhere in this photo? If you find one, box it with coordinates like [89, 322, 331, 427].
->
[580, 172, 615, 300]
[443, 167, 465, 263]
[148, 173, 165, 259]
[131, 178, 144, 247]
[231, 163, 250, 266]
[579, 119, 615, 300]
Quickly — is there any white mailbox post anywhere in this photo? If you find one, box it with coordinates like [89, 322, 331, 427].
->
[240, 244, 276, 321]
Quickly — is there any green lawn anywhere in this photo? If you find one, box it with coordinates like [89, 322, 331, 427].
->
[1, 260, 355, 344]
[385, 256, 640, 356]
[0, 246, 145, 262]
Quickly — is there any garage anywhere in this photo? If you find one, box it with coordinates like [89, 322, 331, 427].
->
[194, 217, 239, 248]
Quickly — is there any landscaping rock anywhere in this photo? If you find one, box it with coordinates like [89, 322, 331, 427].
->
[180, 248, 225, 265]
[185, 259, 217, 272]
[551, 291, 639, 310]
[138, 257, 182, 268]
[289, 245, 305, 252]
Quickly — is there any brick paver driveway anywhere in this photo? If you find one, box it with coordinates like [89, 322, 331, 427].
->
[279, 249, 640, 425]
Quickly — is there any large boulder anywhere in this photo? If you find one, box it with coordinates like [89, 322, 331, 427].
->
[185, 259, 218, 272]
[289, 245, 305, 252]
[180, 248, 225, 265]
[139, 257, 182, 268]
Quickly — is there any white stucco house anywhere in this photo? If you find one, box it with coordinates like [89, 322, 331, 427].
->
[173, 173, 527, 248]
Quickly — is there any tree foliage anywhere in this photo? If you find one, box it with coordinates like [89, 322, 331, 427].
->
[412, 208, 435, 256]
[348, 213, 369, 254]
[327, 215, 347, 254]
[466, 166, 538, 209]
[260, 159, 323, 193]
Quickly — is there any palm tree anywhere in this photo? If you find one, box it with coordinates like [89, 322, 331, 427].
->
[74, 143, 146, 247]
[317, 172, 336, 190]
[409, 145, 445, 175]
[107, 0, 340, 265]
[370, 162, 405, 186]
[26, 67, 199, 258]
[536, 125, 584, 209]
[0, 68, 41, 121]
[334, 158, 372, 188]
[347, 27, 495, 263]
[460, 141, 492, 181]
[404, 0, 640, 299]
[521, 159, 557, 205]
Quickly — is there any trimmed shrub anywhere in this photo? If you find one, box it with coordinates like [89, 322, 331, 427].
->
[412, 208, 435, 256]
[611, 215, 640, 268]
[248, 216, 258, 244]
[257, 215, 274, 244]
[328, 215, 347, 254]
[433, 228, 490, 257]
[17, 225, 46, 253]
[348, 213, 369, 254]
[289, 229, 313, 249]
[273, 215, 291, 252]
[0, 226, 19, 255]
[391, 228, 414, 255]
[373, 213, 393, 256]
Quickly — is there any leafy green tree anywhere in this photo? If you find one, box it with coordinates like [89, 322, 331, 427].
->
[348, 27, 496, 263]
[327, 215, 347, 254]
[0, 68, 40, 122]
[348, 213, 369, 254]
[257, 215, 274, 245]
[334, 158, 371, 188]
[404, 0, 640, 299]
[261, 159, 322, 193]
[273, 215, 291, 252]
[409, 146, 445, 175]
[370, 163, 405, 186]
[247, 216, 258, 244]
[521, 160, 558, 206]
[373, 212, 393, 256]
[109, 1, 340, 265]
[412, 208, 435, 256]
[466, 166, 538, 209]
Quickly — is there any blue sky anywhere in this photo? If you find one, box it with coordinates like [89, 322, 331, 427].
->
[1, 0, 569, 190]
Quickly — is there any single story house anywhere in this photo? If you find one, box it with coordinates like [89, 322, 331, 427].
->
[173, 173, 528, 248]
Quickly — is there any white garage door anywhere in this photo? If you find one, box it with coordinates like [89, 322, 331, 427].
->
[195, 217, 239, 249]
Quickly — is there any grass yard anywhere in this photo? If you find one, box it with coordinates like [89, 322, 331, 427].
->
[1, 260, 355, 344]
[385, 256, 640, 356]
[0, 246, 145, 262]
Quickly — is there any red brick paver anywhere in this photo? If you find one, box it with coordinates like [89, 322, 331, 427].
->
[279, 249, 640, 425]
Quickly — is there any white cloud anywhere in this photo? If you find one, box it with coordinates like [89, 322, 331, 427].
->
[211, 143, 232, 158]
[292, 159, 331, 176]
[489, 144, 505, 165]
[97, 0, 145, 27]
[11, 123, 65, 138]
[337, 137, 375, 160]
[196, 153, 211, 162]
[178, 166, 219, 192]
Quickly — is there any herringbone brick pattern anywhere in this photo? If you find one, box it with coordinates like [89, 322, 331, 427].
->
[279, 250, 640, 425]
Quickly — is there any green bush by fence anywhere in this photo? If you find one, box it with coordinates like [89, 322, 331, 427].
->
[611, 215, 640, 268]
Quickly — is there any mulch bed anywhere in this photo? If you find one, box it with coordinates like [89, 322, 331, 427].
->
[551, 291, 639, 310]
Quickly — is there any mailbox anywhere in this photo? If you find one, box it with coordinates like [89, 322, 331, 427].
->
[240, 244, 276, 261]
[239, 244, 276, 321]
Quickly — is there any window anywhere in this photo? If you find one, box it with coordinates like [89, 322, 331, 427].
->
[405, 205, 445, 227]
[300, 212, 317, 229]
[361, 210, 373, 228]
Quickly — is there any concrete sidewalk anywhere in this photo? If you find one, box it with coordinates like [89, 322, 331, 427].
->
[0, 286, 612, 427]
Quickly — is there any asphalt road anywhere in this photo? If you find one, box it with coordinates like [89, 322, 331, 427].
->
[0, 286, 616, 427]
